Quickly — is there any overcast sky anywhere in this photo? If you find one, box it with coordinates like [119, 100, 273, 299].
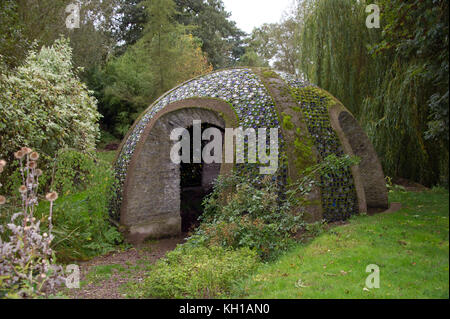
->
[222, 0, 295, 34]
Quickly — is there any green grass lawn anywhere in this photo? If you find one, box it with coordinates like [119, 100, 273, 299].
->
[232, 188, 449, 299]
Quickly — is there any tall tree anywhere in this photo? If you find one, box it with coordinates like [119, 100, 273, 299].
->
[111, 0, 246, 68]
[98, 0, 212, 137]
[247, 18, 302, 74]
[0, 0, 120, 70]
[360, 0, 449, 186]
[142, 0, 186, 92]
[114, 0, 148, 53]
[297, 0, 380, 116]
[174, 0, 245, 68]
[295, 0, 448, 186]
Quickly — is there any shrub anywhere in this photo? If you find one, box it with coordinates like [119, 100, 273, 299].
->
[0, 37, 101, 189]
[126, 245, 259, 299]
[188, 154, 360, 260]
[0, 149, 122, 262]
[35, 150, 122, 261]
[3, 148, 101, 196]
[52, 149, 97, 195]
[188, 174, 303, 260]
[0, 149, 65, 298]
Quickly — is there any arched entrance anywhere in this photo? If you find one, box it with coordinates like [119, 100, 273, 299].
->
[180, 123, 224, 232]
[121, 106, 228, 243]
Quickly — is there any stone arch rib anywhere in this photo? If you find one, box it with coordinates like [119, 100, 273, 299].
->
[120, 99, 238, 242]
[337, 110, 388, 209]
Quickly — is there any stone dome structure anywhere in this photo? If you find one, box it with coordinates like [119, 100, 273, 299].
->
[111, 67, 388, 243]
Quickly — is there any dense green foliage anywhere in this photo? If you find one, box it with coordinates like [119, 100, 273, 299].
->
[360, 0, 449, 186]
[173, 0, 246, 69]
[248, 0, 448, 186]
[50, 150, 122, 261]
[299, 0, 448, 186]
[114, 0, 246, 69]
[52, 149, 101, 195]
[236, 49, 269, 68]
[0, 1, 240, 138]
[114, 0, 148, 53]
[0, 151, 122, 262]
[0, 0, 119, 71]
[124, 245, 259, 298]
[0, 0, 30, 67]
[89, 0, 218, 136]
[297, 0, 378, 117]
[37, 151, 122, 262]
[63, 0, 246, 137]
[186, 154, 359, 260]
[233, 188, 449, 299]
[188, 174, 303, 260]
[247, 19, 302, 73]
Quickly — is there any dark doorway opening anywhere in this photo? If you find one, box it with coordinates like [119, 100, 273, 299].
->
[180, 123, 223, 232]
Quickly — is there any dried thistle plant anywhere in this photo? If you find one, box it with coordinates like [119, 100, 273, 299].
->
[0, 148, 65, 298]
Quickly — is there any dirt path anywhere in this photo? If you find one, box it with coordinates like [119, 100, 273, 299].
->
[66, 236, 185, 299]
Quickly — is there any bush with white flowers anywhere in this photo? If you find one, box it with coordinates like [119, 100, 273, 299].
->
[0, 37, 100, 166]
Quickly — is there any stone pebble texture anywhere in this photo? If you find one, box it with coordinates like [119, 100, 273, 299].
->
[111, 68, 386, 233]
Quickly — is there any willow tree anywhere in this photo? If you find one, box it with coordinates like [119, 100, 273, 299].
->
[360, 0, 449, 186]
[296, 0, 449, 186]
[297, 0, 381, 117]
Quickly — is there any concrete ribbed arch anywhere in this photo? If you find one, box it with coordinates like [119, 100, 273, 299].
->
[120, 98, 238, 243]
[337, 111, 388, 209]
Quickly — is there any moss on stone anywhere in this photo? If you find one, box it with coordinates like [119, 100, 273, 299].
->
[291, 85, 335, 110]
[293, 136, 315, 172]
[261, 69, 279, 79]
[285, 84, 360, 221]
[281, 112, 294, 130]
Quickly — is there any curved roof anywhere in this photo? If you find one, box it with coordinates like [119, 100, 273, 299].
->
[112, 68, 364, 222]
[116, 68, 291, 182]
